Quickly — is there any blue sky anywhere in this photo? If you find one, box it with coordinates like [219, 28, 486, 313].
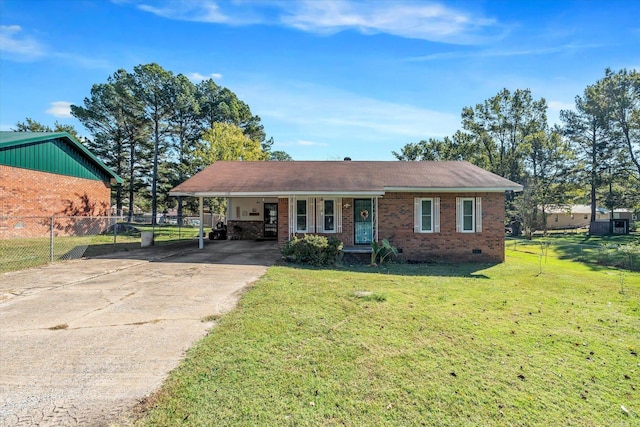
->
[1, 0, 638, 160]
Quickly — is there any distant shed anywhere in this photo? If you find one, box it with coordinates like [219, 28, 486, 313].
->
[0, 132, 122, 237]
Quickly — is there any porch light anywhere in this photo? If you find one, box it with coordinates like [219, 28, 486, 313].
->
[343, 203, 351, 209]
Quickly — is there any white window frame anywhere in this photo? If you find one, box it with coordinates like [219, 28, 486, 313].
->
[291, 197, 342, 235]
[296, 199, 308, 233]
[414, 197, 440, 233]
[316, 198, 342, 233]
[456, 197, 482, 233]
[322, 199, 336, 233]
[462, 198, 475, 232]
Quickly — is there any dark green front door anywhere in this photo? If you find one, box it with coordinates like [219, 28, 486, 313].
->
[354, 199, 372, 244]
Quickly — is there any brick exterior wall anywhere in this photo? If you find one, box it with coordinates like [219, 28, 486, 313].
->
[0, 165, 111, 238]
[377, 192, 505, 263]
[277, 193, 506, 263]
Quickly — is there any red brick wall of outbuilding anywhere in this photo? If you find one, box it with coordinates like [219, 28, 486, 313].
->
[0, 165, 111, 238]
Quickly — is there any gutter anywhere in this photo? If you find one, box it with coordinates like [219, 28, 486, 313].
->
[383, 186, 524, 192]
[169, 191, 386, 198]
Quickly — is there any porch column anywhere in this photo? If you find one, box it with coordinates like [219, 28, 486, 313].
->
[199, 196, 204, 249]
[374, 197, 379, 242]
[288, 196, 295, 240]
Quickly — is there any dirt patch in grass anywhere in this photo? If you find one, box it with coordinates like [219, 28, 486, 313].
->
[201, 314, 222, 322]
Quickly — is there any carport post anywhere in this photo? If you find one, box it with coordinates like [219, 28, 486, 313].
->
[199, 196, 204, 249]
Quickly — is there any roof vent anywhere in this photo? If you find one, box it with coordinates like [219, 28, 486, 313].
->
[344, 157, 352, 161]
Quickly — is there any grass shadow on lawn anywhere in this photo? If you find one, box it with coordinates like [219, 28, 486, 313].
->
[509, 234, 640, 272]
[281, 260, 495, 279]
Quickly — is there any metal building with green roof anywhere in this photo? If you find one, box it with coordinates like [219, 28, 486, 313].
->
[0, 132, 122, 238]
[0, 132, 122, 184]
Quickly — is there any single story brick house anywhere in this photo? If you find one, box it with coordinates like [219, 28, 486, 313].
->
[171, 160, 522, 263]
[0, 131, 122, 238]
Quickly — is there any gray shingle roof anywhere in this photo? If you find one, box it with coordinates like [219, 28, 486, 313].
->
[170, 161, 522, 196]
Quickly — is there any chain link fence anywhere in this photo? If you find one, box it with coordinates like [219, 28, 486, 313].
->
[506, 237, 640, 271]
[0, 214, 223, 273]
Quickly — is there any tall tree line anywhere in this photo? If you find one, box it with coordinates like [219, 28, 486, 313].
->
[13, 118, 80, 139]
[394, 68, 640, 235]
[68, 63, 283, 223]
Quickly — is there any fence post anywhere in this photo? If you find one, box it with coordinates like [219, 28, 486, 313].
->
[50, 216, 54, 263]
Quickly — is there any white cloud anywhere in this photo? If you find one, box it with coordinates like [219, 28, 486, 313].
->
[46, 101, 73, 118]
[281, 0, 502, 44]
[261, 83, 458, 138]
[136, 1, 236, 23]
[296, 140, 327, 147]
[408, 43, 605, 61]
[127, 0, 503, 45]
[0, 24, 111, 68]
[186, 72, 223, 82]
[52, 52, 112, 69]
[234, 79, 460, 155]
[0, 25, 45, 60]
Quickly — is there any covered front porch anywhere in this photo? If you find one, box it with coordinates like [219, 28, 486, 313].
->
[277, 195, 382, 248]
[180, 195, 383, 251]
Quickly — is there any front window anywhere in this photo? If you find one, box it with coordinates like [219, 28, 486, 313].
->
[462, 198, 474, 232]
[323, 199, 335, 232]
[421, 199, 433, 232]
[296, 200, 307, 232]
[414, 197, 440, 233]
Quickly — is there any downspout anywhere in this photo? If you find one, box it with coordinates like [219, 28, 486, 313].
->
[289, 196, 295, 241]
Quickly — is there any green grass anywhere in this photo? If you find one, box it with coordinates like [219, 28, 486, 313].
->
[136, 250, 639, 426]
[508, 233, 640, 271]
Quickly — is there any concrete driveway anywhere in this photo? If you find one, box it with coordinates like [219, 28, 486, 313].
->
[0, 240, 280, 426]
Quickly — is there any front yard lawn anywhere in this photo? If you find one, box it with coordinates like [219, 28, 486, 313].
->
[508, 233, 640, 271]
[136, 250, 639, 426]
